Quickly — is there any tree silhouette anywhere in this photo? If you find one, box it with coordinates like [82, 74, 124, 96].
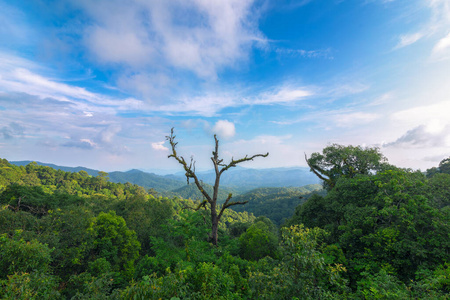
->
[166, 128, 268, 246]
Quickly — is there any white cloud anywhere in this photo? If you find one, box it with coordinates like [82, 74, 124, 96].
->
[394, 0, 450, 59]
[212, 120, 236, 139]
[253, 86, 312, 104]
[432, 32, 450, 60]
[98, 124, 121, 143]
[152, 141, 169, 151]
[395, 32, 424, 49]
[275, 48, 333, 59]
[77, 0, 265, 79]
[384, 124, 450, 148]
[386, 101, 450, 148]
[0, 56, 146, 113]
[85, 26, 154, 66]
[391, 100, 450, 127]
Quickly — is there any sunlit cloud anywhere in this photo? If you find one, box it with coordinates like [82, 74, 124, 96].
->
[212, 120, 236, 139]
[152, 141, 169, 151]
[77, 0, 265, 79]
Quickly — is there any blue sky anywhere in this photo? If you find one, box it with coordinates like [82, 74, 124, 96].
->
[1, 0, 449, 173]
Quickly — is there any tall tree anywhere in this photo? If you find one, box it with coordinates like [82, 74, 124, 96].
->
[305, 144, 387, 190]
[166, 128, 268, 246]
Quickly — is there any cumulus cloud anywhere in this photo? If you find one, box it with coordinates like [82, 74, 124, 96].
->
[151, 141, 169, 151]
[76, 0, 265, 79]
[384, 124, 450, 148]
[212, 120, 236, 139]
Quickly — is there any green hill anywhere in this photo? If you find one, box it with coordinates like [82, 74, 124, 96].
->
[108, 169, 184, 192]
[231, 185, 324, 226]
[165, 182, 240, 203]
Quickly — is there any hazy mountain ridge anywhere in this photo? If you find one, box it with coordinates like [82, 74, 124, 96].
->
[10, 161, 320, 195]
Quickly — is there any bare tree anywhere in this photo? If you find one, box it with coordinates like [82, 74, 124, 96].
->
[166, 128, 268, 246]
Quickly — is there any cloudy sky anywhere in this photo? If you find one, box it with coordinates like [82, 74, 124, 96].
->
[1, 0, 449, 173]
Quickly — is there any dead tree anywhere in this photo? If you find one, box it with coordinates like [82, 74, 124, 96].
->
[166, 128, 268, 246]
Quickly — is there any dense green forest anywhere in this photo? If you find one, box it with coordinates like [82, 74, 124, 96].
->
[230, 185, 324, 226]
[1, 147, 449, 299]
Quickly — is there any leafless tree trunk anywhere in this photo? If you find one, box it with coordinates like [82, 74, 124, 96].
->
[166, 128, 268, 246]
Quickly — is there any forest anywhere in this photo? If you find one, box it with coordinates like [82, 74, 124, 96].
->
[0, 144, 449, 299]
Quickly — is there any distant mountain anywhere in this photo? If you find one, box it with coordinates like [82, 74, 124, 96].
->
[10, 161, 100, 176]
[108, 169, 184, 193]
[169, 166, 320, 192]
[230, 185, 324, 226]
[10, 161, 321, 197]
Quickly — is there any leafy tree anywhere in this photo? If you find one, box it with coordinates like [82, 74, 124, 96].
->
[0, 231, 52, 279]
[428, 156, 450, 177]
[166, 128, 268, 245]
[88, 211, 141, 281]
[239, 220, 278, 260]
[288, 169, 450, 286]
[305, 144, 387, 190]
[1, 272, 61, 300]
[439, 157, 450, 174]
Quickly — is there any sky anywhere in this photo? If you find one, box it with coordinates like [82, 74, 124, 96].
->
[0, 0, 449, 173]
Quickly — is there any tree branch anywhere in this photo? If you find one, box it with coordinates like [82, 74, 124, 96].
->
[218, 192, 248, 221]
[219, 152, 269, 176]
[305, 153, 333, 187]
[166, 128, 213, 203]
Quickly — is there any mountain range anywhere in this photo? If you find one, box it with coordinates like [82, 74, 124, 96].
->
[11, 161, 320, 196]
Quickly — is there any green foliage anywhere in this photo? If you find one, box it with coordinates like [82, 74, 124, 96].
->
[231, 185, 323, 225]
[0, 231, 52, 278]
[88, 211, 141, 281]
[439, 157, 450, 174]
[307, 144, 388, 190]
[356, 269, 410, 299]
[288, 168, 450, 288]
[0, 272, 61, 300]
[113, 194, 174, 253]
[167, 181, 238, 203]
[1, 156, 449, 298]
[239, 220, 279, 260]
[108, 169, 185, 192]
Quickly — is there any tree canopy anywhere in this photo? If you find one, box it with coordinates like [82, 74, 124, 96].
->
[305, 144, 388, 190]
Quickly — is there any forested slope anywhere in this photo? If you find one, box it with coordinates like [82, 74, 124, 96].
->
[230, 185, 324, 225]
[1, 156, 449, 299]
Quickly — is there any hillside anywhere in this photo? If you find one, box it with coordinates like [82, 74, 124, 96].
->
[108, 169, 184, 192]
[10, 160, 100, 176]
[230, 185, 324, 226]
[10, 161, 319, 194]
[172, 166, 320, 191]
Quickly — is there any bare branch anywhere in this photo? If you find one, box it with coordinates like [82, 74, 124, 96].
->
[219, 152, 269, 175]
[304, 153, 333, 187]
[166, 128, 213, 203]
[167, 128, 268, 246]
